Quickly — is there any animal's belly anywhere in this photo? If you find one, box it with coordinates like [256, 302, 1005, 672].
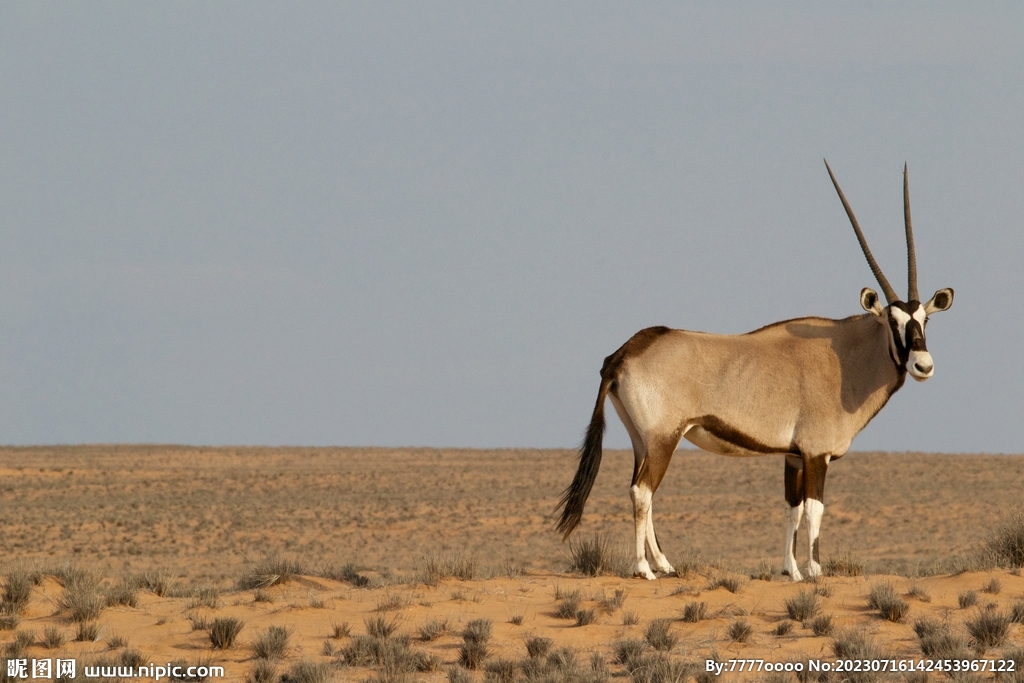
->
[683, 425, 783, 457]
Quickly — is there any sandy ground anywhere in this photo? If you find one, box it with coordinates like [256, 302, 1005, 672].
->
[2, 446, 1024, 681]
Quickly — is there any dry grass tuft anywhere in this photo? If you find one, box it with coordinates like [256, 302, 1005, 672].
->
[681, 601, 707, 623]
[774, 620, 794, 636]
[209, 617, 245, 650]
[458, 618, 492, 670]
[281, 659, 332, 683]
[750, 559, 774, 581]
[568, 534, 630, 577]
[981, 507, 1024, 568]
[966, 607, 1011, 651]
[419, 552, 478, 585]
[728, 619, 753, 643]
[252, 625, 291, 660]
[1, 572, 32, 616]
[238, 554, 307, 590]
[867, 581, 910, 622]
[958, 590, 978, 608]
[822, 551, 865, 577]
[644, 619, 677, 651]
[784, 590, 819, 621]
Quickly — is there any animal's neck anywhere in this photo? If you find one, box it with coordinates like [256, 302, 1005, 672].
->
[840, 313, 906, 426]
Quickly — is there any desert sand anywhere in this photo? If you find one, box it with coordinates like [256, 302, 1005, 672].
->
[1, 446, 1023, 681]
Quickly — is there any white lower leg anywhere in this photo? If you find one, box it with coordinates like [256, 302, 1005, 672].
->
[804, 498, 824, 578]
[644, 503, 675, 574]
[782, 502, 804, 581]
[630, 484, 656, 580]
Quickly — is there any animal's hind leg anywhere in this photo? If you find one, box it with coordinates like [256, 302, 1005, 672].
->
[782, 455, 805, 581]
[631, 434, 679, 579]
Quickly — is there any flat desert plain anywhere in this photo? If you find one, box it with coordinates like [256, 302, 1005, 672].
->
[1, 445, 1024, 682]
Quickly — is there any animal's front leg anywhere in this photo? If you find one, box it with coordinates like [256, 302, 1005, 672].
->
[803, 455, 830, 579]
[804, 498, 824, 578]
[782, 457, 804, 581]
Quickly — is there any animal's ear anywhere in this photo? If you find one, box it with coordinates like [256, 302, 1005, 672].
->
[860, 288, 885, 316]
[924, 287, 954, 314]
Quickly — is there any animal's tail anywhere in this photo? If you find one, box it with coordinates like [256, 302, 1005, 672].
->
[555, 375, 611, 540]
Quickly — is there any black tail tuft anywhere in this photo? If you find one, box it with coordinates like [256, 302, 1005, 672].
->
[555, 377, 610, 540]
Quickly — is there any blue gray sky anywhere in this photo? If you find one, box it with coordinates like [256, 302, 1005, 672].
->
[1, 4, 1021, 453]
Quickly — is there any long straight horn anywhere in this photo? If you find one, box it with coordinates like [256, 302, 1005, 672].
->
[904, 164, 919, 302]
[824, 159, 898, 305]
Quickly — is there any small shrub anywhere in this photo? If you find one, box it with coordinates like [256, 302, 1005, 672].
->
[209, 617, 244, 649]
[251, 625, 290, 660]
[280, 659, 331, 683]
[459, 639, 488, 669]
[831, 628, 881, 660]
[308, 593, 325, 609]
[138, 568, 173, 597]
[966, 607, 1011, 650]
[238, 554, 307, 590]
[447, 667, 473, 683]
[1010, 601, 1024, 624]
[681, 601, 707, 623]
[729, 619, 753, 643]
[575, 608, 597, 626]
[419, 552, 477, 585]
[918, 624, 970, 660]
[822, 551, 864, 577]
[568, 534, 613, 576]
[613, 639, 648, 674]
[253, 589, 273, 603]
[622, 610, 640, 625]
[711, 575, 743, 593]
[785, 590, 819, 621]
[374, 591, 410, 612]
[331, 621, 351, 638]
[365, 615, 400, 639]
[463, 618, 492, 644]
[106, 633, 128, 649]
[628, 653, 695, 683]
[556, 591, 582, 619]
[813, 581, 834, 598]
[809, 614, 834, 637]
[959, 590, 978, 608]
[983, 578, 1002, 594]
[597, 588, 627, 613]
[459, 618, 492, 670]
[508, 613, 524, 625]
[419, 618, 448, 641]
[104, 580, 138, 608]
[982, 507, 1024, 568]
[42, 626, 67, 649]
[246, 660, 277, 683]
[1, 572, 32, 615]
[186, 585, 221, 609]
[905, 584, 931, 602]
[645, 619, 678, 651]
[187, 612, 210, 631]
[0, 614, 18, 630]
[118, 649, 145, 669]
[774, 620, 794, 636]
[751, 559, 774, 581]
[58, 576, 103, 622]
[867, 582, 909, 622]
[76, 621, 99, 642]
[484, 659, 517, 683]
[318, 562, 371, 587]
[526, 636, 553, 658]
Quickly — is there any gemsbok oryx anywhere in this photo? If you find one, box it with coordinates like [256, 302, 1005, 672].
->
[556, 161, 954, 581]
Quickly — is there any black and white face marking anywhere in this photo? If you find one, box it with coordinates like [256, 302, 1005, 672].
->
[888, 301, 934, 381]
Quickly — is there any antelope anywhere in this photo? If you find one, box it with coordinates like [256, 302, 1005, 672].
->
[556, 161, 953, 581]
